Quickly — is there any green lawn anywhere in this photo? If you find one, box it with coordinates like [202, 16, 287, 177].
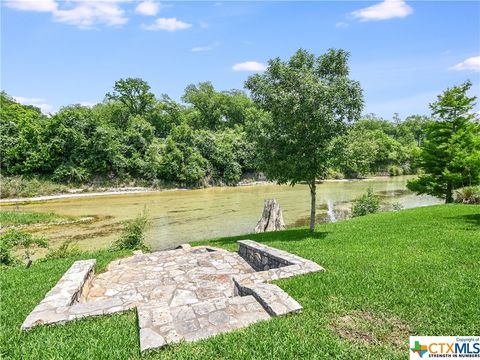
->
[0, 211, 74, 227]
[1, 205, 479, 359]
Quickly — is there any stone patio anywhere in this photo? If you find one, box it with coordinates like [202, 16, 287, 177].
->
[22, 240, 324, 353]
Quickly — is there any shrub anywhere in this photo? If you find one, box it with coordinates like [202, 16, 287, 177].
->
[52, 165, 90, 183]
[0, 175, 69, 198]
[455, 186, 480, 204]
[351, 188, 380, 217]
[111, 211, 151, 252]
[0, 235, 21, 267]
[45, 239, 81, 260]
[389, 165, 403, 176]
[328, 169, 345, 180]
[0, 229, 48, 267]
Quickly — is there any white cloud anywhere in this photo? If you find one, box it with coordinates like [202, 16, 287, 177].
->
[232, 61, 267, 72]
[13, 96, 54, 114]
[79, 101, 97, 107]
[135, 1, 160, 16]
[142, 17, 192, 31]
[335, 21, 349, 29]
[5, 0, 128, 28]
[192, 41, 221, 52]
[4, 0, 57, 12]
[53, 1, 128, 28]
[449, 56, 480, 72]
[351, 0, 413, 22]
[4, 0, 128, 28]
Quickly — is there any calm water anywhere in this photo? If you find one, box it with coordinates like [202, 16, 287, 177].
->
[1, 176, 441, 251]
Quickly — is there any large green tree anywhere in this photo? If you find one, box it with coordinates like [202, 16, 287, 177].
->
[158, 124, 207, 186]
[407, 81, 480, 203]
[106, 78, 156, 117]
[333, 127, 380, 177]
[182, 82, 259, 130]
[0, 92, 48, 175]
[245, 49, 364, 232]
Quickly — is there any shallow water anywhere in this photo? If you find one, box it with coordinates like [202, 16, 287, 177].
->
[0, 176, 441, 251]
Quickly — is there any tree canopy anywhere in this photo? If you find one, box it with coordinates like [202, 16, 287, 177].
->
[0, 83, 259, 187]
[245, 48, 364, 232]
[106, 78, 156, 117]
[407, 81, 480, 203]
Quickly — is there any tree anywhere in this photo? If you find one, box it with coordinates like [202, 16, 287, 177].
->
[148, 95, 189, 138]
[407, 81, 480, 203]
[245, 48, 364, 232]
[334, 127, 380, 177]
[182, 82, 258, 130]
[43, 105, 94, 181]
[203, 128, 250, 184]
[0, 92, 48, 175]
[106, 78, 156, 117]
[398, 115, 431, 147]
[158, 124, 207, 186]
[182, 82, 224, 130]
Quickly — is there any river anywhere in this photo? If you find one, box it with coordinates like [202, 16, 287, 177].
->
[0, 176, 441, 251]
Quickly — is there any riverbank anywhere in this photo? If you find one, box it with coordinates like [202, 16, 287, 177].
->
[0, 187, 164, 204]
[0, 176, 402, 204]
[2, 205, 478, 359]
[1, 176, 436, 252]
[0, 175, 271, 202]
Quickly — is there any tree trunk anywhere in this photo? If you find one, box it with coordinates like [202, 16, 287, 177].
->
[254, 199, 286, 233]
[309, 181, 316, 233]
[446, 180, 454, 203]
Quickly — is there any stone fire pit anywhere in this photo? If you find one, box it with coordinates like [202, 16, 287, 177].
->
[22, 241, 324, 352]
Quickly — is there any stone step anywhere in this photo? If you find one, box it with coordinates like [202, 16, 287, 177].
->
[138, 295, 270, 352]
[22, 259, 96, 330]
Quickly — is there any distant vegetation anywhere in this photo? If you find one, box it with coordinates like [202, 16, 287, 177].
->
[2, 74, 431, 194]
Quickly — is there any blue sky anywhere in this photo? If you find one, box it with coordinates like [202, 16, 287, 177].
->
[2, 0, 479, 118]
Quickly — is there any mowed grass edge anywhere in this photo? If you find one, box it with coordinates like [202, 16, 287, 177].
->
[1, 204, 479, 359]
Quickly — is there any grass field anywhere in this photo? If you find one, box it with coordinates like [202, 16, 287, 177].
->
[0, 211, 74, 227]
[1, 204, 479, 359]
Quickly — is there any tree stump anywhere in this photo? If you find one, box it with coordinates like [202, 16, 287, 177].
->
[254, 199, 286, 233]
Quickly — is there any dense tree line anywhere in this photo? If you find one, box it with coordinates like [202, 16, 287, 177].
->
[1, 77, 433, 187]
[332, 113, 431, 178]
[0, 79, 261, 186]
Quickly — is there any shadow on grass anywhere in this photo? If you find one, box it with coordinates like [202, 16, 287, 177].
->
[204, 228, 329, 247]
[451, 213, 480, 227]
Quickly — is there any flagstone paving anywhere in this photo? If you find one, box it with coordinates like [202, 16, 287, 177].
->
[22, 241, 324, 353]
